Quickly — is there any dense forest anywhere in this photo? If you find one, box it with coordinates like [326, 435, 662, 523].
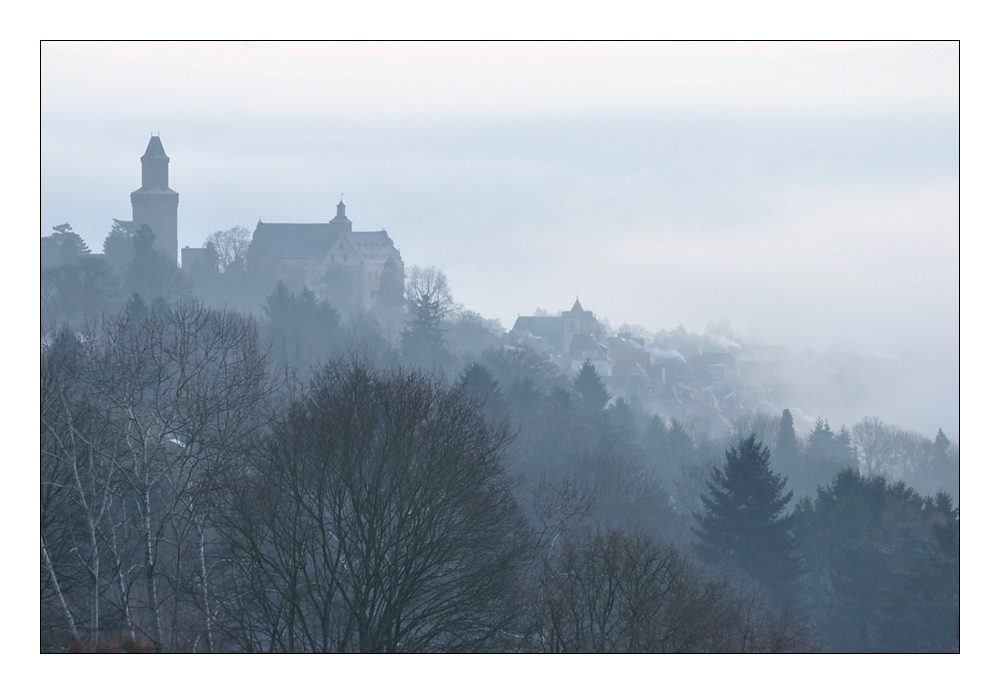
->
[40, 224, 959, 652]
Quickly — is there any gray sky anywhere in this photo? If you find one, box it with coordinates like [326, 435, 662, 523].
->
[40, 41, 959, 436]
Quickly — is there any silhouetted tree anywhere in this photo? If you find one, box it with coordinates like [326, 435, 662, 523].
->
[458, 363, 508, 422]
[125, 223, 187, 302]
[533, 531, 814, 653]
[694, 435, 797, 605]
[573, 360, 610, 414]
[41, 255, 120, 327]
[773, 409, 799, 468]
[262, 282, 341, 369]
[795, 468, 959, 652]
[374, 256, 405, 319]
[204, 226, 251, 273]
[401, 291, 450, 372]
[42, 224, 90, 269]
[220, 360, 529, 652]
[103, 220, 135, 266]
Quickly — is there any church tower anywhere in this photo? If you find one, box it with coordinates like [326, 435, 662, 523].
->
[329, 198, 353, 233]
[131, 135, 179, 265]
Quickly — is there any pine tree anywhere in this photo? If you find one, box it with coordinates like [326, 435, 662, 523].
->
[262, 281, 296, 335]
[401, 292, 450, 371]
[773, 409, 799, 468]
[694, 434, 797, 603]
[375, 256, 405, 319]
[665, 417, 695, 465]
[104, 220, 136, 266]
[573, 360, 610, 414]
[458, 363, 507, 422]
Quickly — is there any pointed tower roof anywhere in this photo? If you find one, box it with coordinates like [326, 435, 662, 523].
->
[570, 297, 584, 312]
[142, 135, 168, 161]
[330, 197, 353, 230]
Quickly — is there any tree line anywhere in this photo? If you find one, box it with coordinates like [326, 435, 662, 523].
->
[41, 298, 957, 652]
[40, 223, 958, 652]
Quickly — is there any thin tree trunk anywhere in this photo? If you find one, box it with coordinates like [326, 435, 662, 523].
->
[143, 485, 164, 650]
[198, 520, 214, 653]
[41, 533, 79, 640]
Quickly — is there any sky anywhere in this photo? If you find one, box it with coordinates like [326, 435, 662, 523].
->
[39, 41, 959, 436]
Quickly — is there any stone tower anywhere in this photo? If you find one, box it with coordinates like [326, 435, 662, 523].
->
[131, 135, 179, 265]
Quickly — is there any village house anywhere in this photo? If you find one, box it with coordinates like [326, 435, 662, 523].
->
[509, 298, 607, 355]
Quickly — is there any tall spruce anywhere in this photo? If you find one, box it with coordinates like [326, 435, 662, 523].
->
[573, 360, 611, 414]
[694, 434, 797, 604]
[401, 292, 450, 371]
[773, 409, 799, 468]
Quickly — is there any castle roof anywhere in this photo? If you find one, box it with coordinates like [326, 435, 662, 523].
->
[342, 230, 401, 266]
[142, 135, 168, 160]
[570, 298, 584, 312]
[248, 223, 337, 261]
[248, 222, 401, 265]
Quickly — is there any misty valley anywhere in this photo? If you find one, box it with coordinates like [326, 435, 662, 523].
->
[40, 136, 957, 654]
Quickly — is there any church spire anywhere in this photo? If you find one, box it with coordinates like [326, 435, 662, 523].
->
[330, 196, 352, 231]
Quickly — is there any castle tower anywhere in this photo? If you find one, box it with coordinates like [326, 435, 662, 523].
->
[131, 135, 179, 265]
[329, 198, 353, 233]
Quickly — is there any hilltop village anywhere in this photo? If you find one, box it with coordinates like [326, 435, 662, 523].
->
[42, 136, 881, 440]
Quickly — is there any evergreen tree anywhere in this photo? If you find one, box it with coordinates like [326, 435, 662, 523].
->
[773, 409, 799, 468]
[458, 363, 507, 422]
[262, 282, 341, 368]
[645, 413, 692, 484]
[263, 281, 296, 334]
[374, 256, 405, 318]
[795, 469, 959, 652]
[401, 292, 450, 371]
[789, 418, 858, 496]
[694, 434, 797, 603]
[42, 224, 90, 268]
[807, 419, 835, 456]
[664, 417, 695, 465]
[125, 224, 185, 302]
[573, 360, 610, 414]
[507, 375, 542, 418]
[104, 219, 135, 266]
[608, 397, 638, 436]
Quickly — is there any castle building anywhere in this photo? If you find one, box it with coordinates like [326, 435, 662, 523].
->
[247, 199, 403, 312]
[131, 135, 179, 265]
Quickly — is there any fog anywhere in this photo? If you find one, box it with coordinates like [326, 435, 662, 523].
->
[41, 41, 958, 437]
[39, 40, 962, 657]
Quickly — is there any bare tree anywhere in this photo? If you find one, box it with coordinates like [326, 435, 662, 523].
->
[40, 300, 274, 652]
[404, 265, 454, 316]
[204, 226, 252, 273]
[532, 531, 815, 653]
[219, 359, 530, 652]
[41, 328, 116, 650]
